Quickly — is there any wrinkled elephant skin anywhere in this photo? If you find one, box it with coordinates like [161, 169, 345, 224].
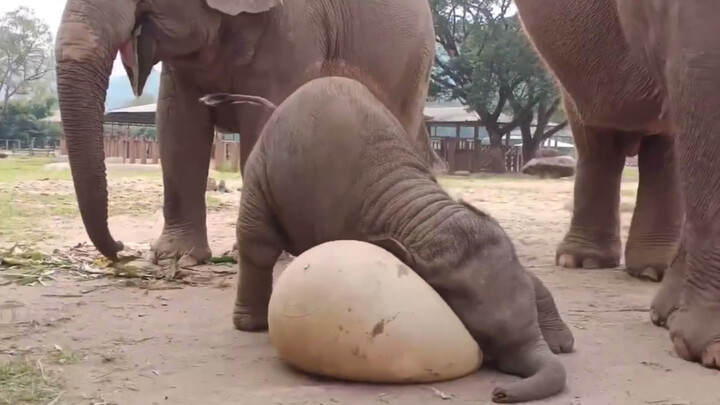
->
[201, 76, 573, 403]
[514, 0, 720, 370]
[54, 0, 442, 263]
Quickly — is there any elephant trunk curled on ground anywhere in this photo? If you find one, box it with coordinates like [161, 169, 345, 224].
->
[199, 74, 574, 403]
[54, 0, 443, 262]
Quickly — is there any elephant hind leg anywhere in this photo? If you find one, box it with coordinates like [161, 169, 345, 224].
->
[556, 100, 625, 270]
[529, 272, 574, 354]
[624, 134, 683, 282]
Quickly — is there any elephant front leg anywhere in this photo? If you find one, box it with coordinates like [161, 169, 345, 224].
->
[661, 26, 720, 368]
[556, 103, 625, 269]
[152, 67, 213, 264]
[624, 135, 683, 282]
[232, 188, 285, 332]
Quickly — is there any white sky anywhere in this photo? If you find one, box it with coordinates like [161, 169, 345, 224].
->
[1, 0, 139, 77]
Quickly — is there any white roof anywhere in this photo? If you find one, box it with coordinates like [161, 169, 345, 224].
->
[107, 103, 157, 113]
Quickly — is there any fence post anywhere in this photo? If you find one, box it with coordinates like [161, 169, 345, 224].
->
[152, 140, 159, 164]
[214, 136, 225, 171]
[230, 142, 240, 172]
[140, 138, 147, 164]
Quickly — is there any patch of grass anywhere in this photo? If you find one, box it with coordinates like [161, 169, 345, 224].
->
[0, 157, 68, 183]
[622, 166, 639, 182]
[0, 357, 63, 405]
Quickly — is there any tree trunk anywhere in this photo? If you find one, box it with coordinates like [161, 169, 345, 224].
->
[520, 120, 538, 162]
[488, 132, 506, 173]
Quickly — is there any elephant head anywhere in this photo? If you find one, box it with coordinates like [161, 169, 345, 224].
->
[54, 0, 283, 260]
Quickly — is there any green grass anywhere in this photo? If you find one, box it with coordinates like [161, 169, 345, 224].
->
[0, 357, 63, 405]
[622, 166, 639, 182]
[0, 157, 69, 183]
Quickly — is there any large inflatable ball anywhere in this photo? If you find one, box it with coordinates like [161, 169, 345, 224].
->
[267, 240, 482, 383]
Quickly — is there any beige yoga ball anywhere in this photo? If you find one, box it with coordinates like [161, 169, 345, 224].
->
[267, 240, 482, 383]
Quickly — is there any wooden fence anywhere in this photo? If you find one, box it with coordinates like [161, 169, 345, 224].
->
[60, 135, 241, 171]
[431, 138, 524, 173]
[59, 135, 522, 174]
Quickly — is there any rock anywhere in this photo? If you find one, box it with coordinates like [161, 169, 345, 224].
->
[267, 240, 482, 383]
[0, 152, 8, 159]
[522, 155, 576, 178]
[206, 177, 217, 191]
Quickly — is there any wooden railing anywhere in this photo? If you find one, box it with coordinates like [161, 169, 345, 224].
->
[431, 138, 524, 173]
[59, 135, 242, 171]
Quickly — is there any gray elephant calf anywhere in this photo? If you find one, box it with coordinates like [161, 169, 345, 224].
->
[201, 76, 573, 403]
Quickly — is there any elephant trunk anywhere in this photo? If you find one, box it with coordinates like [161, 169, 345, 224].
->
[491, 337, 566, 403]
[55, 0, 136, 260]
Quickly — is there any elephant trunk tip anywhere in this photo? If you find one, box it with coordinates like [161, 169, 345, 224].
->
[490, 343, 567, 403]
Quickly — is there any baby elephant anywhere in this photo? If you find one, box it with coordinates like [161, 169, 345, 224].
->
[200, 76, 573, 403]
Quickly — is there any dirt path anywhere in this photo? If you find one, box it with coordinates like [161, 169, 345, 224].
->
[2, 173, 719, 405]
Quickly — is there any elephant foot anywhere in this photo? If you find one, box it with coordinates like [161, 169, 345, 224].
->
[233, 305, 268, 332]
[555, 234, 620, 269]
[650, 257, 685, 328]
[541, 323, 575, 354]
[668, 299, 720, 369]
[151, 229, 212, 265]
[624, 243, 677, 282]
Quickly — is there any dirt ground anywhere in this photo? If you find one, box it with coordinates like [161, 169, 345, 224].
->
[1, 159, 719, 405]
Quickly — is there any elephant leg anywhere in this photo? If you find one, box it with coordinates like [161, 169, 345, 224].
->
[625, 135, 683, 282]
[650, 243, 686, 328]
[152, 66, 213, 264]
[661, 21, 720, 369]
[233, 189, 283, 332]
[529, 272, 574, 354]
[556, 102, 625, 269]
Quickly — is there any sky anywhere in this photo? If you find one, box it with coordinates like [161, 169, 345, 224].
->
[1, 0, 137, 77]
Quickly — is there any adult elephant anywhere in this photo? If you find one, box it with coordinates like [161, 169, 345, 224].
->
[514, 0, 720, 368]
[54, 0, 443, 263]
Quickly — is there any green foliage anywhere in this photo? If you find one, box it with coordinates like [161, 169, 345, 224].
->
[0, 96, 60, 142]
[0, 7, 54, 120]
[429, 0, 562, 135]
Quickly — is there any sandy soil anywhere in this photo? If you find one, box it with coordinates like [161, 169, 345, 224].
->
[2, 169, 719, 405]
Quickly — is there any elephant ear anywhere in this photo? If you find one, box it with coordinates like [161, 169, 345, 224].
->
[205, 0, 282, 15]
[366, 236, 417, 269]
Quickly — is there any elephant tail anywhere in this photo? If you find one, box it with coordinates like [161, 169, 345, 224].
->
[491, 337, 566, 403]
[200, 93, 277, 111]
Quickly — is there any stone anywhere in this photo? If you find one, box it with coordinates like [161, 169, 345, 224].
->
[522, 155, 576, 178]
[267, 240, 482, 384]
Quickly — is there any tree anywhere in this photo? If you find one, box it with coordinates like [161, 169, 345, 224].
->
[0, 95, 61, 144]
[429, 0, 566, 171]
[0, 7, 53, 126]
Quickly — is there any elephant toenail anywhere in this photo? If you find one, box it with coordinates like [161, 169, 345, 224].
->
[650, 309, 664, 326]
[641, 267, 660, 282]
[701, 343, 720, 369]
[557, 254, 577, 268]
[672, 336, 693, 361]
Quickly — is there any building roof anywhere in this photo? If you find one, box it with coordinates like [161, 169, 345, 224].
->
[104, 103, 157, 125]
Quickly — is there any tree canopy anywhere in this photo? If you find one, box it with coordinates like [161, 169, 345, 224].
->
[0, 7, 57, 145]
[429, 0, 567, 169]
[0, 7, 54, 124]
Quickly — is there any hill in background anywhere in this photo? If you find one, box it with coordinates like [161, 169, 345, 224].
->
[105, 69, 161, 110]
